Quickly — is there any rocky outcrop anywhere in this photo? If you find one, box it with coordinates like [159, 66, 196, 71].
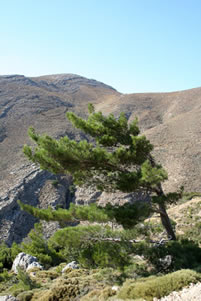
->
[12, 252, 43, 273]
[0, 163, 72, 245]
[39, 176, 73, 239]
[0, 165, 47, 245]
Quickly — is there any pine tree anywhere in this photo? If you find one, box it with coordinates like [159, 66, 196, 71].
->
[21, 104, 182, 240]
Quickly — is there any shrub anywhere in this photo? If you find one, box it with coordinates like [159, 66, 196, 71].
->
[21, 223, 62, 268]
[118, 269, 201, 301]
[48, 225, 131, 269]
[80, 286, 116, 301]
[0, 243, 13, 272]
[183, 221, 201, 244]
[11, 242, 23, 261]
[181, 192, 201, 201]
[0, 269, 11, 282]
[132, 239, 201, 272]
[79, 241, 130, 269]
[10, 267, 40, 297]
[32, 281, 80, 301]
[17, 291, 33, 301]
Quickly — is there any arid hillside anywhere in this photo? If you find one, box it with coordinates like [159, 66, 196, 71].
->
[0, 74, 118, 187]
[96, 88, 201, 192]
[0, 74, 201, 243]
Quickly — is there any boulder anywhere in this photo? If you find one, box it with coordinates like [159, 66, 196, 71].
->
[12, 252, 43, 273]
[159, 255, 172, 270]
[62, 261, 79, 273]
[26, 261, 43, 272]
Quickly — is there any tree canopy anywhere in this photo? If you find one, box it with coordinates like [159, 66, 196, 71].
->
[21, 104, 182, 240]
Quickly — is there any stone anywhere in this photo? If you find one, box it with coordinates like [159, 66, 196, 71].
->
[112, 285, 119, 291]
[12, 252, 43, 273]
[0, 296, 17, 301]
[159, 255, 172, 269]
[26, 261, 43, 272]
[62, 261, 80, 273]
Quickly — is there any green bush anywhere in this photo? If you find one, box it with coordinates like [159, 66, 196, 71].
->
[79, 241, 130, 269]
[0, 269, 11, 282]
[21, 223, 62, 268]
[10, 242, 23, 261]
[17, 291, 33, 301]
[183, 221, 201, 244]
[48, 225, 131, 269]
[80, 286, 116, 301]
[118, 269, 201, 301]
[0, 243, 13, 272]
[10, 267, 40, 297]
[181, 192, 201, 201]
[132, 239, 201, 272]
[32, 280, 80, 301]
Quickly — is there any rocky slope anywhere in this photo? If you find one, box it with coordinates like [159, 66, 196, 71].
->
[0, 74, 201, 244]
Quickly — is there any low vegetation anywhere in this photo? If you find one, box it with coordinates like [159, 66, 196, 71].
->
[117, 269, 201, 301]
[1, 208, 201, 300]
[1, 106, 201, 300]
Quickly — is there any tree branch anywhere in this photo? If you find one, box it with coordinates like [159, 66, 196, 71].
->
[88, 237, 171, 245]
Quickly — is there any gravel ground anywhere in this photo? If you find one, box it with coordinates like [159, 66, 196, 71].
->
[154, 282, 201, 301]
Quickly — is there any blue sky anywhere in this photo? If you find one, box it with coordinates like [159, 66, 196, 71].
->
[0, 0, 201, 93]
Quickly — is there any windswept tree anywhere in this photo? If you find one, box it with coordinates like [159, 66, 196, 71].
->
[20, 104, 182, 240]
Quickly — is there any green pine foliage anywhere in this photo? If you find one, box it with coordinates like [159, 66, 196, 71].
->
[21, 223, 62, 268]
[23, 104, 166, 192]
[48, 225, 132, 269]
[0, 243, 13, 272]
[10, 266, 40, 297]
[21, 104, 182, 239]
[18, 201, 151, 229]
[131, 239, 201, 273]
[18, 202, 110, 224]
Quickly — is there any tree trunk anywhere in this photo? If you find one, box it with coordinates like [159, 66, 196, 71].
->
[158, 202, 176, 240]
[148, 155, 176, 240]
[155, 183, 176, 240]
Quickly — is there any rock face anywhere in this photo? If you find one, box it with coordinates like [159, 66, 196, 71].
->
[74, 187, 150, 206]
[0, 168, 71, 245]
[0, 165, 50, 245]
[12, 252, 43, 273]
[0, 73, 201, 244]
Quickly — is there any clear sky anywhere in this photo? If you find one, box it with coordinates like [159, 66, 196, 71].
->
[0, 0, 201, 93]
